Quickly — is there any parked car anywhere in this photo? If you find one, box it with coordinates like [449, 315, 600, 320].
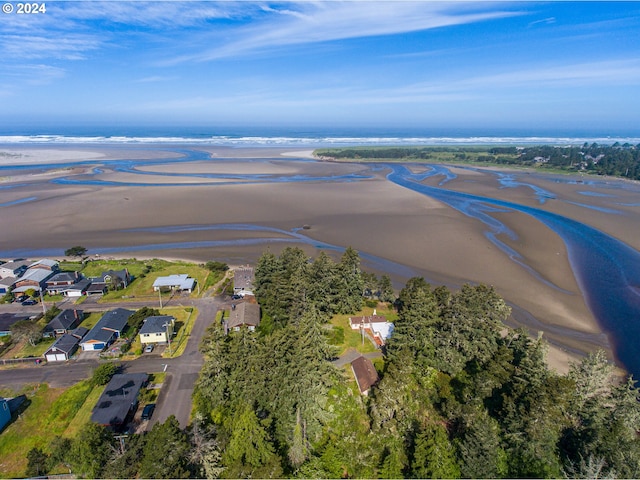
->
[15, 295, 27, 303]
[141, 403, 155, 420]
[231, 294, 243, 300]
[21, 299, 37, 306]
[144, 344, 154, 353]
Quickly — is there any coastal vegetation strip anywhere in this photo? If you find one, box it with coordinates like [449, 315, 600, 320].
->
[314, 143, 640, 179]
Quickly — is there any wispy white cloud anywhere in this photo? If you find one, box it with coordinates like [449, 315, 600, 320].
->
[163, 1, 523, 64]
[0, 64, 67, 86]
[0, 34, 100, 60]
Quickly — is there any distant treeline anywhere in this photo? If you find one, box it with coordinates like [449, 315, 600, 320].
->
[315, 142, 640, 180]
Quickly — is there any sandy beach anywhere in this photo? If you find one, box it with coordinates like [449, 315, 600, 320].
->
[2, 144, 638, 373]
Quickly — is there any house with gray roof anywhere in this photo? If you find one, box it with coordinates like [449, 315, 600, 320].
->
[87, 269, 131, 294]
[139, 315, 175, 345]
[0, 313, 31, 337]
[0, 260, 29, 279]
[80, 308, 134, 351]
[45, 271, 83, 295]
[43, 309, 83, 338]
[152, 274, 195, 293]
[91, 373, 148, 431]
[44, 333, 82, 362]
[233, 266, 254, 296]
[11, 268, 55, 293]
[226, 302, 260, 332]
[28, 259, 59, 272]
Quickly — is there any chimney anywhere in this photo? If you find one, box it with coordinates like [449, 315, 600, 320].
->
[73, 309, 79, 320]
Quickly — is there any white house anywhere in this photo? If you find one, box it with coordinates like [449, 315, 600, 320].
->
[152, 274, 195, 293]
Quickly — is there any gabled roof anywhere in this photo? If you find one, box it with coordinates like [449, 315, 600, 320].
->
[0, 260, 29, 277]
[70, 326, 89, 339]
[44, 309, 83, 334]
[83, 308, 133, 344]
[63, 278, 92, 292]
[351, 356, 379, 395]
[349, 314, 388, 326]
[227, 302, 260, 329]
[139, 315, 174, 335]
[28, 259, 59, 270]
[45, 333, 80, 355]
[91, 373, 148, 427]
[91, 269, 129, 284]
[16, 268, 53, 283]
[46, 271, 81, 284]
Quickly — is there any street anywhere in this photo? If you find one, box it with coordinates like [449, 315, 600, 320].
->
[0, 294, 223, 430]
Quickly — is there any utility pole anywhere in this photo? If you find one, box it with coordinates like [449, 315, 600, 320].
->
[39, 288, 46, 315]
[158, 288, 163, 309]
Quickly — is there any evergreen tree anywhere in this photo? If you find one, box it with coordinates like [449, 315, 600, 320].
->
[410, 423, 460, 479]
[138, 416, 192, 478]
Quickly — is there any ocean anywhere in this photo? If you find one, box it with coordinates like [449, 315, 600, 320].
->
[0, 125, 639, 146]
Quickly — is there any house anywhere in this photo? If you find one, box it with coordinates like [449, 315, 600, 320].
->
[80, 308, 134, 351]
[233, 266, 254, 296]
[45, 271, 83, 295]
[61, 278, 92, 297]
[0, 313, 31, 337]
[87, 269, 131, 293]
[27, 259, 59, 272]
[139, 315, 175, 345]
[348, 310, 395, 346]
[0, 260, 29, 279]
[351, 356, 379, 395]
[0, 396, 26, 432]
[226, 302, 260, 332]
[43, 309, 83, 338]
[11, 268, 55, 294]
[91, 373, 148, 431]
[0, 276, 14, 295]
[0, 398, 10, 432]
[44, 333, 82, 362]
[152, 274, 195, 293]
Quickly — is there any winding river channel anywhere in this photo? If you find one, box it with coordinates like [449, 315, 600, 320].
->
[2, 148, 640, 377]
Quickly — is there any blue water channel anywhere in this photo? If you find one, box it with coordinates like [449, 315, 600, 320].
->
[3, 149, 640, 376]
[385, 164, 640, 378]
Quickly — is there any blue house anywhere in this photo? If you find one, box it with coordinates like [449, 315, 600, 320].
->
[0, 398, 11, 431]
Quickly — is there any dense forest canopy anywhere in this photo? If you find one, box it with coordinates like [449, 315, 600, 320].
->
[315, 143, 640, 180]
[25, 247, 640, 478]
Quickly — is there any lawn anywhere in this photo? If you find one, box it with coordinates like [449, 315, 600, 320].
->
[329, 304, 397, 356]
[97, 262, 211, 302]
[0, 380, 106, 477]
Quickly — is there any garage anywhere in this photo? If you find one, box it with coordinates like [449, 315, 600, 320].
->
[44, 333, 80, 362]
[46, 353, 67, 362]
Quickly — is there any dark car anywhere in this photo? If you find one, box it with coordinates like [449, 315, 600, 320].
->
[231, 294, 243, 300]
[141, 403, 155, 420]
[21, 299, 37, 306]
[15, 295, 27, 303]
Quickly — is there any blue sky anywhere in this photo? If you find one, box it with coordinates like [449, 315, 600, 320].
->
[1, 1, 639, 134]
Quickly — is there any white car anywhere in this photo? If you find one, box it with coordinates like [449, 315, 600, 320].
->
[144, 344, 154, 353]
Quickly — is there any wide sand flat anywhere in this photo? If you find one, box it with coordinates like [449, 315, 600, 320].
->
[2, 145, 637, 373]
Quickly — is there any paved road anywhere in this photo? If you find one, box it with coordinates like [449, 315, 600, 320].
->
[0, 294, 223, 429]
